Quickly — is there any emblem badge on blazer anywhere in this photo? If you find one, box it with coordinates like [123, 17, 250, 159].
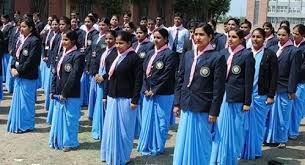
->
[22, 49, 29, 56]
[200, 67, 210, 77]
[92, 51, 96, 57]
[15, 61, 20, 67]
[87, 40, 92, 46]
[156, 61, 164, 69]
[232, 65, 241, 74]
[139, 52, 146, 58]
[64, 64, 72, 72]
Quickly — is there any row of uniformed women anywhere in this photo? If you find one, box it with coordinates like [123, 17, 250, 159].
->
[5, 17, 305, 165]
[241, 22, 305, 161]
[108, 19, 305, 165]
[173, 23, 304, 165]
[4, 16, 177, 164]
[101, 27, 179, 163]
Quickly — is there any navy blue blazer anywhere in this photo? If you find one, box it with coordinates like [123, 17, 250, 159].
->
[100, 47, 117, 79]
[11, 34, 42, 79]
[83, 30, 99, 72]
[265, 36, 278, 48]
[174, 49, 226, 116]
[102, 47, 118, 99]
[74, 28, 85, 49]
[298, 42, 305, 83]
[222, 48, 255, 105]
[112, 26, 122, 32]
[0, 31, 4, 55]
[43, 30, 56, 67]
[105, 51, 143, 104]
[131, 34, 137, 44]
[0, 31, 4, 75]
[183, 39, 193, 54]
[2, 24, 14, 53]
[88, 35, 106, 75]
[213, 32, 227, 51]
[257, 48, 278, 98]
[142, 48, 178, 95]
[51, 50, 85, 98]
[35, 21, 45, 34]
[49, 33, 62, 69]
[132, 41, 154, 60]
[8, 27, 19, 54]
[269, 44, 301, 93]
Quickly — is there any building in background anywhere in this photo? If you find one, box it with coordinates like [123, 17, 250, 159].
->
[0, 0, 14, 15]
[1, 0, 174, 26]
[247, 0, 305, 28]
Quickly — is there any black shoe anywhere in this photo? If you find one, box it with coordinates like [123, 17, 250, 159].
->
[63, 147, 78, 152]
[268, 160, 284, 165]
[288, 136, 298, 140]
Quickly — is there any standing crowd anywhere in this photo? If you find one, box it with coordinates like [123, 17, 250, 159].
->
[0, 10, 304, 165]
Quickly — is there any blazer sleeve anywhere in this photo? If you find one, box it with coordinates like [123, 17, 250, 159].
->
[61, 54, 85, 98]
[50, 71, 56, 94]
[173, 51, 186, 106]
[288, 49, 302, 93]
[244, 52, 255, 106]
[131, 54, 144, 104]
[217, 35, 227, 51]
[102, 53, 113, 100]
[151, 51, 176, 94]
[0, 31, 4, 56]
[209, 54, 226, 116]
[267, 49, 278, 98]
[11, 55, 16, 69]
[16, 38, 42, 74]
[8, 28, 15, 53]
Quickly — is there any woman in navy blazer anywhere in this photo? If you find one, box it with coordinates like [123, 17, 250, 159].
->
[87, 17, 110, 121]
[265, 26, 301, 148]
[101, 31, 143, 164]
[288, 24, 305, 140]
[49, 30, 84, 152]
[173, 23, 226, 164]
[6, 19, 21, 93]
[80, 15, 99, 106]
[263, 22, 278, 48]
[7, 18, 41, 133]
[91, 30, 117, 140]
[132, 25, 154, 136]
[210, 29, 255, 165]
[241, 28, 278, 160]
[46, 17, 71, 124]
[137, 28, 178, 156]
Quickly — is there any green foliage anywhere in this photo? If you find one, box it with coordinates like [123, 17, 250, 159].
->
[208, 0, 231, 19]
[173, 0, 231, 21]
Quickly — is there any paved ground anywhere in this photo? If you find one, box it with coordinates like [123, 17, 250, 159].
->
[1, 90, 305, 165]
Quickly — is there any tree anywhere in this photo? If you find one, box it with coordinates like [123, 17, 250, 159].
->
[173, 0, 231, 21]
[208, 0, 231, 20]
[30, 0, 49, 20]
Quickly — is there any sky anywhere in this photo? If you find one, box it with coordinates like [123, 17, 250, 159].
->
[227, 0, 247, 17]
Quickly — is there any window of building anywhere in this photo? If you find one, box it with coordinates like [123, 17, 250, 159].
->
[268, 5, 276, 12]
